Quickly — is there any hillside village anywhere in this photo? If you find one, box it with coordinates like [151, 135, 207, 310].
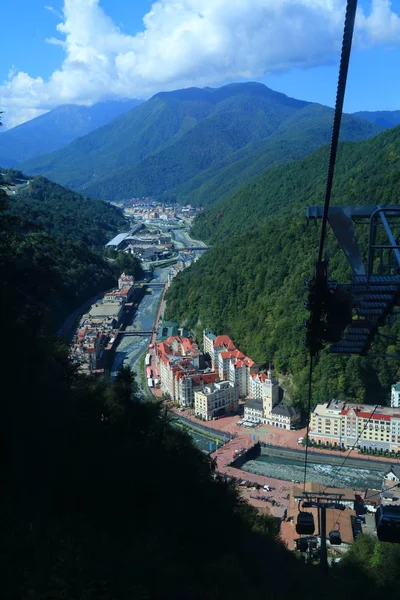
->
[70, 272, 135, 375]
[154, 326, 301, 429]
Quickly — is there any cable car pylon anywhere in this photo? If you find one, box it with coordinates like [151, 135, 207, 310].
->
[296, 493, 346, 571]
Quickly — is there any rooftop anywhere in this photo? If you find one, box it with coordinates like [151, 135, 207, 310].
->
[291, 482, 356, 501]
[105, 232, 129, 247]
[384, 465, 400, 478]
[271, 403, 299, 418]
[204, 328, 216, 340]
[245, 398, 263, 410]
[214, 335, 236, 351]
[313, 400, 400, 420]
[89, 303, 122, 318]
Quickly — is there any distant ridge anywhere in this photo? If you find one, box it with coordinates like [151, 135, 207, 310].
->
[18, 82, 381, 206]
[353, 110, 400, 130]
[0, 99, 142, 167]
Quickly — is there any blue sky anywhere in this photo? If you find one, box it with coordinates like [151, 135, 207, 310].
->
[1, 0, 400, 128]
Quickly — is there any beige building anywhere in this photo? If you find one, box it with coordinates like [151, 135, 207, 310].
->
[310, 399, 400, 452]
[266, 404, 300, 430]
[250, 371, 280, 415]
[244, 398, 264, 423]
[203, 328, 216, 360]
[202, 328, 258, 398]
[194, 381, 237, 421]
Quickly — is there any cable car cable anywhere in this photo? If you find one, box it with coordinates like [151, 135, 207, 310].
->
[317, 0, 358, 263]
[324, 405, 378, 491]
[302, 0, 358, 492]
[303, 356, 314, 491]
[379, 479, 400, 496]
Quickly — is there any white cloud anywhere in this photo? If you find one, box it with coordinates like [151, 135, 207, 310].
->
[1, 0, 400, 127]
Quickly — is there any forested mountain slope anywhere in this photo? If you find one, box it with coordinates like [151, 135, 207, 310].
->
[167, 126, 400, 408]
[7, 174, 126, 246]
[0, 99, 142, 167]
[354, 110, 400, 130]
[1, 171, 133, 326]
[18, 82, 381, 205]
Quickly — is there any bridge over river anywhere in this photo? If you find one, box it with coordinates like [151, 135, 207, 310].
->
[120, 330, 154, 336]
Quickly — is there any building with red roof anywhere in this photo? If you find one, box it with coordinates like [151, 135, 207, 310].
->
[155, 335, 203, 404]
[310, 399, 400, 452]
[118, 272, 135, 290]
[203, 328, 259, 399]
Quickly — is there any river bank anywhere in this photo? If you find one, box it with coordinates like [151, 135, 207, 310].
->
[111, 266, 168, 384]
[260, 445, 386, 471]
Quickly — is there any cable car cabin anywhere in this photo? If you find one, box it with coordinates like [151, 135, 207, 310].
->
[297, 538, 309, 553]
[296, 512, 315, 535]
[329, 530, 342, 545]
[375, 505, 400, 543]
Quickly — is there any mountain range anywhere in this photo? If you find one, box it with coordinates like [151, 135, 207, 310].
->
[17, 82, 382, 206]
[353, 110, 400, 130]
[0, 99, 142, 167]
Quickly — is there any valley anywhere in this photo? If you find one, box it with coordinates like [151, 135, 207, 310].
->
[3, 58, 400, 594]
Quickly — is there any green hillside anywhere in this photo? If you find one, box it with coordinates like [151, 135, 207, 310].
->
[7, 174, 126, 246]
[18, 83, 381, 205]
[166, 126, 400, 408]
[0, 99, 142, 167]
[1, 170, 134, 327]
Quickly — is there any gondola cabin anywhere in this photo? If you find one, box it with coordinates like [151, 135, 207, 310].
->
[296, 512, 315, 535]
[329, 530, 342, 545]
[375, 505, 400, 543]
[298, 538, 309, 552]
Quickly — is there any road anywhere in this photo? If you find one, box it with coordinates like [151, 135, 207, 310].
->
[172, 227, 208, 250]
[59, 291, 105, 341]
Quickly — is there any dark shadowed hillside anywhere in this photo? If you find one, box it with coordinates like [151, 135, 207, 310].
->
[1, 170, 134, 327]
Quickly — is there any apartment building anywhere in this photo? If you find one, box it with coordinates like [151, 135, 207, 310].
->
[203, 328, 216, 359]
[203, 329, 258, 398]
[176, 371, 219, 407]
[194, 381, 237, 421]
[391, 383, 400, 408]
[310, 399, 400, 452]
[156, 335, 201, 402]
[243, 398, 264, 423]
[267, 404, 300, 429]
[118, 272, 135, 290]
[104, 289, 130, 303]
[244, 379, 300, 429]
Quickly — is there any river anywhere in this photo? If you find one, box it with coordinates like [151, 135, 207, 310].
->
[111, 224, 207, 387]
[111, 266, 168, 384]
[242, 454, 385, 490]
